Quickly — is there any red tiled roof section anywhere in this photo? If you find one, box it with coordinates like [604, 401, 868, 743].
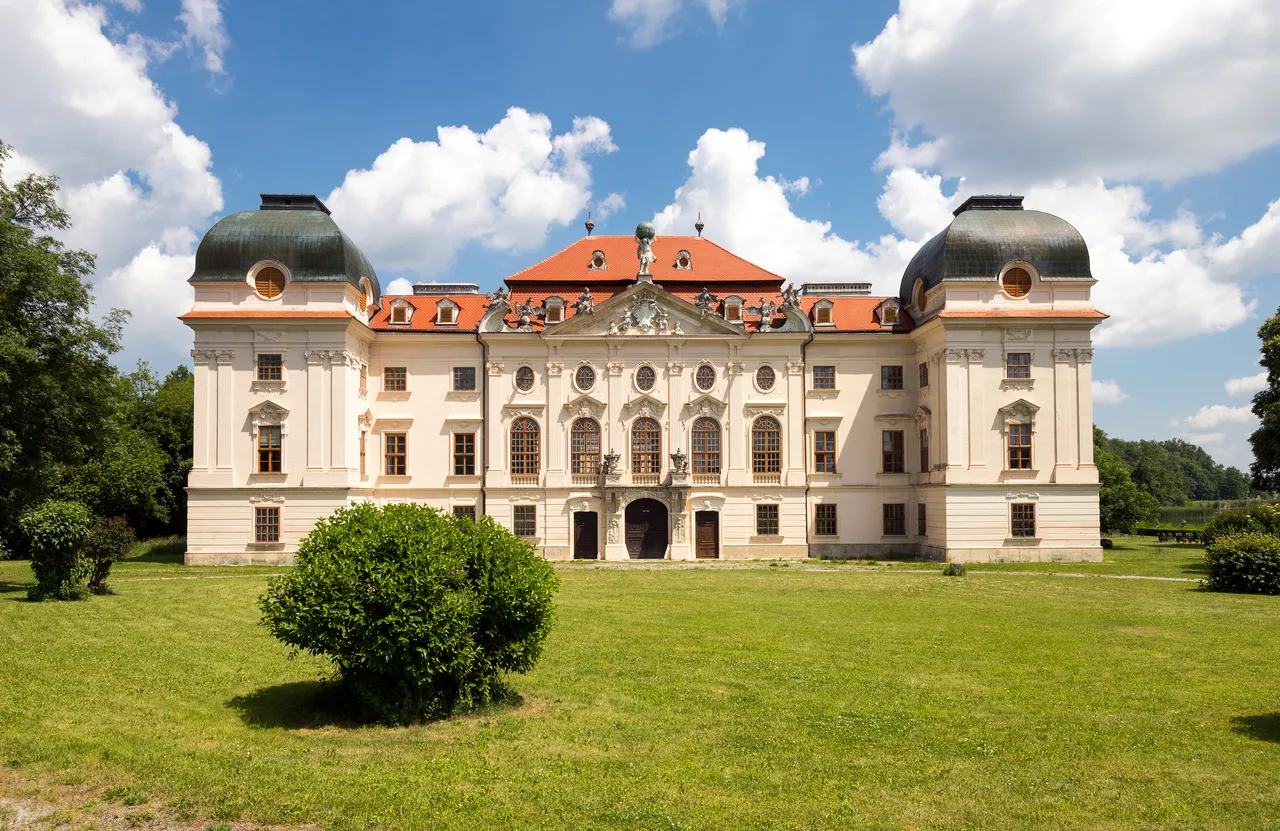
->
[505, 235, 786, 287]
[801, 296, 913, 333]
[368, 294, 490, 331]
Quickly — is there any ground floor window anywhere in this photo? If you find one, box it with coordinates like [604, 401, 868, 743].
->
[917, 503, 927, 537]
[453, 505, 477, 522]
[883, 503, 906, 536]
[1011, 503, 1037, 538]
[254, 507, 280, 543]
[815, 504, 837, 536]
[756, 504, 779, 536]
[513, 505, 537, 537]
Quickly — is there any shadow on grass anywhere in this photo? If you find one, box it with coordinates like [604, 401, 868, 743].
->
[227, 680, 364, 730]
[0, 580, 31, 596]
[1232, 713, 1280, 744]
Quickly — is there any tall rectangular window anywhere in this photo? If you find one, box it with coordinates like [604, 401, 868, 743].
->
[1008, 423, 1032, 469]
[384, 366, 407, 392]
[454, 433, 476, 476]
[257, 354, 282, 381]
[359, 364, 368, 395]
[815, 504, 837, 537]
[453, 505, 477, 522]
[881, 365, 904, 390]
[359, 430, 366, 476]
[254, 507, 280, 543]
[813, 365, 836, 390]
[882, 430, 905, 473]
[917, 503, 927, 537]
[385, 432, 407, 476]
[513, 505, 537, 537]
[1006, 352, 1031, 379]
[756, 504, 780, 536]
[1011, 503, 1037, 538]
[453, 366, 476, 391]
[920, 429, 930, 473]
[257, 426, 282, 473]
[883, 503, 906, 536]
[814, 430, 836, 473]
[919, 362, 929, 389]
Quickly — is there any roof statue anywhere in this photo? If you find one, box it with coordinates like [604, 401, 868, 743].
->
[574, 286, 596, 315]
[693, 287, 719, 317]
[781, 283, 802, 310]
[635, 222, 657, 279]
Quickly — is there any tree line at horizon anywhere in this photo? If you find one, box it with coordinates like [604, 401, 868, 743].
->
[2, 138, 1279, 553]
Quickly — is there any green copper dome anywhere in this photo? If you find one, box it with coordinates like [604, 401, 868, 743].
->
[190, 194, 380, 300]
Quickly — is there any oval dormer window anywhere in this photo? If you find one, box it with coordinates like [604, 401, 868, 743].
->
[515, 366, 535, 392]
[636, 365, 656, 392]
[675, 250, 692, 270]
[1002, 267, 1032, 298]
[575, 365, 596, 393]
[254, 266, 286, 299]
[590, 250, 607, 270]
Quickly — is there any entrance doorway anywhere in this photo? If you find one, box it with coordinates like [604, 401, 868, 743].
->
[695, 511, 719, 559]
[573, 512, 598, 560]
[625, 499, 669, 559]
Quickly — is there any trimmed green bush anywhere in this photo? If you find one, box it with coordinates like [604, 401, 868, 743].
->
[1100, 538, 1115, 550]
[1201, 503, 1280, 546]
[260, 502, 559, 725]
[82, 516, 137, 594]
[1204, 532, 1280, 595]
[19, 500, 94, 601]
[942, 562, 966, 576]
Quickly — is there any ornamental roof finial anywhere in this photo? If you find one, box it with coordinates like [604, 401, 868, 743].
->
[584, 211, 594, 237]
[694, 212, 705, 238]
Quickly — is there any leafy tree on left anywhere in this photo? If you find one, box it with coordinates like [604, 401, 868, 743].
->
[0, 141, 128, 547]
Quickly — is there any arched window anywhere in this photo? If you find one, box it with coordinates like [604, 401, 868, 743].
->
[631, 417, 662, 474]
[752, 416, 781, 473]
[571, 418, 600, 474]
[510, 417, 540, 475]
[254, 266, 286, 299]
[691, 417, 721, 474]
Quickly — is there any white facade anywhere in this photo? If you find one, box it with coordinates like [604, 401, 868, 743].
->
[183, 196, 1104, 564]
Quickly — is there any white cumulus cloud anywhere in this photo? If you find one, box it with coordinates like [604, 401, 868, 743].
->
[179, 0, 229, 75]
[1092, 380, 1129, 405]
[326, 108, 616, 277]
[1226, 371, 1268, 397]
[1183, 404, 1256, 430]
[609, 0, 738, 47]
[851, 0, 1280, 349]
[0, 0, 224, 371]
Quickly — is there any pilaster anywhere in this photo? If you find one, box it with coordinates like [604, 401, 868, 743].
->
[215, 349, 235, 471]
[726, 360, 746, 486]
[305, 349, 326, 470]
[965, 348, 985, 468]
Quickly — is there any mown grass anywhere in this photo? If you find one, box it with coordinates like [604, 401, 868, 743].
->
[1, 547, 1278, 830]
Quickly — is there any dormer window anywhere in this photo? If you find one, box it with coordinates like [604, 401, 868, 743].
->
[545, 297, 565, 324]
[1002, 266, 1033, 298]
[589, 250, 607, 270]
[389, 299, 412, 326]
[358, 276, 374, 314]
[674, 250, 692, 270]
[913, 279, 926, 311]
[436, 298, 459, 326]
[724, 295, 743, 323]
[878, 299, 901, 328]
[813, 299, 834, 326]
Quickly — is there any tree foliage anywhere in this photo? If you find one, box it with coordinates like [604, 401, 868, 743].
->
[1094, 427, 1251, 506]
[81, 516, 137, 595]
[260, 503, 559, 725]
[19, 499, 94, 600]
[1096, 445, 1159, 533]
[1249, 306, 1280, 491]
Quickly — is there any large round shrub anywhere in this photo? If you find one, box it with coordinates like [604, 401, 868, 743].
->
[260, 503, 559, 724]
[1204, 532, 1280, 595]
[1202, 503, 1280, 546]
[19, 500, 94, 601]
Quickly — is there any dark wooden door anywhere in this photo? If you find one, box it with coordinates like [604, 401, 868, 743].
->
[573, 512, 598, 560]
[625, 499, 669, 559]
[695, 511, 719, 559]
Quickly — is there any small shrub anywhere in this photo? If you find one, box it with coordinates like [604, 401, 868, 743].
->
[19, 500, 94, 601]
[260, 503, 559, 725]
[1202, 503, 1280, 546]
[942, 562, 966, 576]
[1100, 538, 1115, 550]
[1204, 532, 1280, 595]
[82, 517, 137, 594]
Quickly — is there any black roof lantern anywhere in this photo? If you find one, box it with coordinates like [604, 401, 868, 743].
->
[953, 194, 1024, 216]
[260, 194, 331, 214]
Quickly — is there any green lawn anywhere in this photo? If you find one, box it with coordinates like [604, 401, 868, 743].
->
[1, 545, 1278, 830]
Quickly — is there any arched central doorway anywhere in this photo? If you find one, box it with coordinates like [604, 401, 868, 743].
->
[625, 498, 669, 559]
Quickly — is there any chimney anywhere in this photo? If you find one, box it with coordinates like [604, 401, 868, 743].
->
[953, 194, 1024, 216]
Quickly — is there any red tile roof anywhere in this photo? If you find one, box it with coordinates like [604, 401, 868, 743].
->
[505, 235, 786, 288]
[801, 296, 914, 333]
[367, 294, 491, 332]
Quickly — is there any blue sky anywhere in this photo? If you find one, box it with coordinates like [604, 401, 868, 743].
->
[2, 0, 1278, 470]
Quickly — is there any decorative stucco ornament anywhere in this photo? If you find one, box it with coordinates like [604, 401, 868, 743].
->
[635, 222, 657, 277]
[601, 449, 621, 474]
[670, 449, 689, 474]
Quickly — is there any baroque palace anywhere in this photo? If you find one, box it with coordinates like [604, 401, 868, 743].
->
[182, 194, 1105, 564]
